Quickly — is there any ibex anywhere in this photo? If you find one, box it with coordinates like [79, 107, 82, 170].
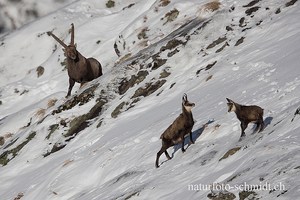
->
[226, 98, 264, 139]
[47, 23, 103, 97]
[156, 94, 195, 168]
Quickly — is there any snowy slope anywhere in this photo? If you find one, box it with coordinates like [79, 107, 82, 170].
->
[0, 0, 300, 199]
[0, 0, 76, 34]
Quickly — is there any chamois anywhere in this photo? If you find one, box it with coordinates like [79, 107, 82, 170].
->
[47, 23, 103, 97]
[156, 94, 195, 168]
[226, 98, 264, 139]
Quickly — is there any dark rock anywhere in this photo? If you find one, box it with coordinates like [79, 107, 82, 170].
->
[235, 37, 245, 46]
[64, 98, 107, 138]
[275, 8, 281, 14]
[36, 66, 44, 78]
[43, 143, 66, 157]
[0, 136, 4, 146]
[118, 71, 149, 95]
[207, 37, 227, 49]
[207, 191, 236, 200]
[159, 69, 171, 78]
[219, 147, 241, 161]
[243, 0, 260, 7]
[245, 6, 260, 16]
[52, 84, 99, 114]
[216, 42, 229, 53]
[106, 0, 115, 8]
[46, 124, 59, 140]
[286, 0, 298, 7]
[111, 102, 126, 118]
[239, 17, 246, 27]
[132, 80, 166, 98]
[226, 26, 234, 31]
[0, 132, 36, 166]
[163, 9, 179, 25]
[239, 191, 258, 200]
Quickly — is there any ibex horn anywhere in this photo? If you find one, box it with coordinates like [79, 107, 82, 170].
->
[70, 23, 75, 45]
[47, 31, 68, 49]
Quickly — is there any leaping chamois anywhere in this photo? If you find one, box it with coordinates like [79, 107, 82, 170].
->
[226, 98, 264, 139]
[156, 94, 195, 168]
[47, 23, 103, 97]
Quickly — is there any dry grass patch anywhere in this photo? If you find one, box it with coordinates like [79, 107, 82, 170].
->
[202, 1, 221, 12]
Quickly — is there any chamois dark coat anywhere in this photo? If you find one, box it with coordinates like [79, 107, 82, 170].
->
[47, 23, 102, 97]
[226, 98, 264, 139]
[156, 94, 195, 168]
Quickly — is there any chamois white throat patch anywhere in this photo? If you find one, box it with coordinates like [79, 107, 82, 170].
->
[184, 105, 193, 112]
[230, 104, 237, 112]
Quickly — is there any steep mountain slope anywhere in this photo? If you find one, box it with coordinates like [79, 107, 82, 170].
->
[0, 0, 75, 34]
[0, 0, 300, 199]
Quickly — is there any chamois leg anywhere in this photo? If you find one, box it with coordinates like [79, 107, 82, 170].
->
[156, 149, 164, 168]
[258, 117, 265, 132]
[156, 139, 171, 168]
[165, 150, 171, 160]
[181, 134, 186, 152]
[254, 122, 260, 133]
[240, 121, 248, 138]
[156, 147, 170, 168]
[67, 78, 75, 97]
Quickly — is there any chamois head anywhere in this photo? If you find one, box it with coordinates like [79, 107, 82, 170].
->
[182, 94, 195, 112]
[226, 97, 265, 139]
[47, 23, 78, 60]
[226, 98, 237, 112]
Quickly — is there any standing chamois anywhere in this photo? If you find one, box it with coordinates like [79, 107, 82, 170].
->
[156, 94, 195, 168]
[226, 98, 264, 139]
[47, 23, 103, 97]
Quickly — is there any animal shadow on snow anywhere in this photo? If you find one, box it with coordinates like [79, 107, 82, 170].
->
[171, 119, 214, 157]
[263, 116, 273, 129]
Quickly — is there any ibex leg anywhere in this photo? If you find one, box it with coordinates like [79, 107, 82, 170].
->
[67, 78, 75, 97]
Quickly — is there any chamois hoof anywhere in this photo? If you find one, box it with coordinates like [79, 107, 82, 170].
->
[259, 127, 265, 133]
[238, 136, 245, 142]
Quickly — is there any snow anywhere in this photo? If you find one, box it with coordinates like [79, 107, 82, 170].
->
[0, 0, 300, 199]
[0, 0, 76, 34]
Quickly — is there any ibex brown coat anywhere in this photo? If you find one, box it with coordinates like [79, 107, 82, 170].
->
[156, 94, 195, 168]
[47, 23, 102, 97]
[226, 98, 264, 139]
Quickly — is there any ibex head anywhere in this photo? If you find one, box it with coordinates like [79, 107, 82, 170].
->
[47, 23, 78, 60]
[226, 98, 237, 112]
[182, 94, 195, 112]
